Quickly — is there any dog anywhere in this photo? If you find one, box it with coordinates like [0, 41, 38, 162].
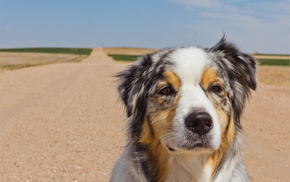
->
[110, 37, 256, 182]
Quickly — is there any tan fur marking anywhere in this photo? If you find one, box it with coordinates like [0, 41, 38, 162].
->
[139, 100, 179, 144]
[215, 106, 229, 133]
[201, 68, 218, 88]
[201, 68, 236, 178]
[139, 90, 180, 181]
[140, 118, 154, 144]
[148, 141, 170, 181]
[138, 71, 181, 181]
[139, 117, 170, 181]
[163, 71, 180, 91]
[206, 107, 236, 178]
[139, 113, 173, 181]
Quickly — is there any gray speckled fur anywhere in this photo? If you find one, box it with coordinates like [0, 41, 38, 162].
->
[111, 37, 255, 182]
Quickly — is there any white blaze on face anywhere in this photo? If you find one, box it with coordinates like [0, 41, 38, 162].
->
[169, 47, 221, 150]
[170, 47, 210, 84]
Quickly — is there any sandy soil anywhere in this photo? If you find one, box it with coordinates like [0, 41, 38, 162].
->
[0, 49, 289, 181]
[253, 55, 289, 60]
[256, 66, 290, 88]
[0, 52, 87, 71]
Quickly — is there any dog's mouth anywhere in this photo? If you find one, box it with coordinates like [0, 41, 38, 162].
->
[166, 133, 213, 152]
[183, 142, 209, 150]
[163, 128, 216, 153]
[166, 142, 212, 152]
[167, 142, 209, 152]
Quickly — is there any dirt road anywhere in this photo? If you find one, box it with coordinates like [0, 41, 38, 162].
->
[0, 49, 289, 181]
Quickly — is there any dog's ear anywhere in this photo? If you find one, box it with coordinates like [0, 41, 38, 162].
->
[211, 36, 257, 90]
[116, 54, 153, 117]
[210, 37, 257, 127]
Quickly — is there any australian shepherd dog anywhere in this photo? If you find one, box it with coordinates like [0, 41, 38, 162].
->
[110, 37, 256, 182]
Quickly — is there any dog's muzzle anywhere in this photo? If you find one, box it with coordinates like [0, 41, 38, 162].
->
[185, 111, 213, 136]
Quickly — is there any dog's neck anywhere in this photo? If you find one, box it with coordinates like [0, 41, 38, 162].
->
[133, 125, 239, 182]
[141, 138, 240, 182]
[134, 141, 214, 182]
[167, 125, 239, 182]
[133, 112, 239, 181]
[167, 152, 212, 182]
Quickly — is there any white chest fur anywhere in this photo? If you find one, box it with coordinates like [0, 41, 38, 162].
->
[166, 153, 212, 182]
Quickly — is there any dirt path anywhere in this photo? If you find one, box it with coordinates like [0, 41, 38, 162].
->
[0, 49, 289, 181]
[0, 48, 128, 181]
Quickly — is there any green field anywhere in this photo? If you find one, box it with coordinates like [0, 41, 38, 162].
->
[257, 59, 289, 66]
[108, 53, 290, 66]
[108, 54, 141, 61]
[0, 48, 92, 72]
[252, 54, 290, 57]
[0, 47, 92, 55]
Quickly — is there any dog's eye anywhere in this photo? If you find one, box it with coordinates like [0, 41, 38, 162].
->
[158, 86, 174, 96]
[210, 85, 223, 94]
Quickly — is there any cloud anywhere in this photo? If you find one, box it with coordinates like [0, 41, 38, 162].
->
[172, 0, 220, 8]
[170, 0, 290, 53]
[4, 26, 12, 31]
[171, 0, 289, 24]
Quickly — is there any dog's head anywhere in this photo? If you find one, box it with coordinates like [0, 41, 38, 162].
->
[117, 37, 256, 154]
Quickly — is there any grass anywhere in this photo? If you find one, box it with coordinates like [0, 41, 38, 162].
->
[108, 54, 141, 61]
[257, 59, 290, 66]
[108, 53, 290, 66]
[0, 47, 92, 55]
[252, 53, 289, 57]
[0, 47, 92, 71]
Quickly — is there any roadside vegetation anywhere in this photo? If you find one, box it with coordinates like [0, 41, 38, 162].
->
[107, 54, 141, 62]
[0, 47, 92, 55]
[108, 53, 289, 66]
[0, 48, 92, 72]
[105, 48, 289, 66]
[105, 48, 290, 88]
[257, 59, 289, 66]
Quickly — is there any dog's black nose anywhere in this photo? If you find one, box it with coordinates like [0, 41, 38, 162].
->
[185, 111, 213, 136]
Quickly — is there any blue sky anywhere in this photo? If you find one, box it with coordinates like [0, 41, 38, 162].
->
[1, 0, 289, 54]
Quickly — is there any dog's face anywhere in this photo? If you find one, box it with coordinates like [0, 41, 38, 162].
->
[117, 38, 256, 154]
